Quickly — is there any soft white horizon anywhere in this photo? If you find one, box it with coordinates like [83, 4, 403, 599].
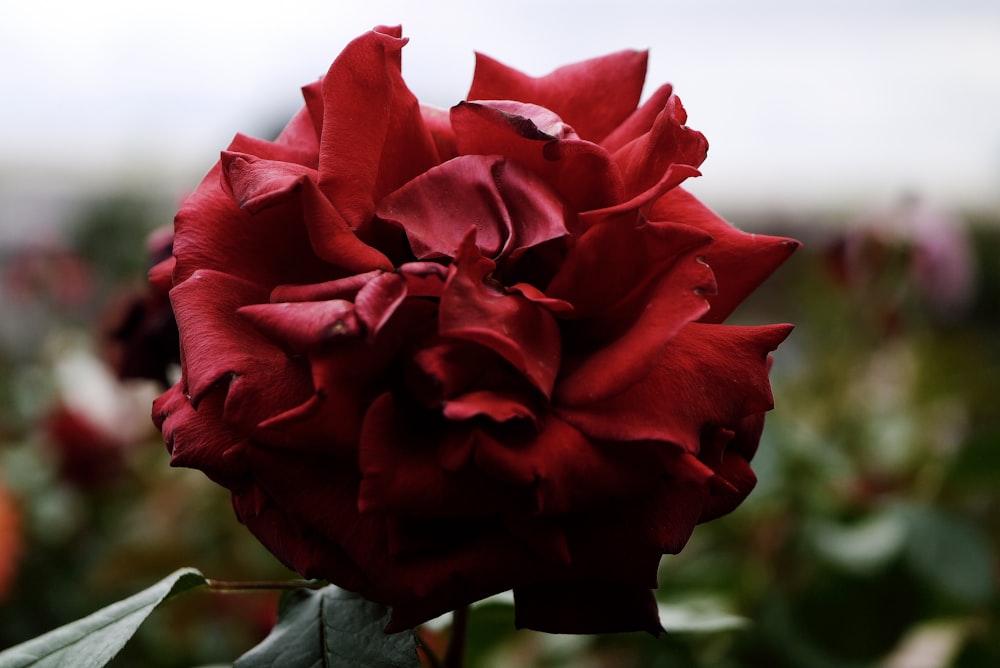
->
[1, 0, 998, 240]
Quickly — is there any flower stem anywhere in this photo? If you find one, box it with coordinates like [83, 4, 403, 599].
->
[205, 579, 325, 592]
[444, 605, 469, 668]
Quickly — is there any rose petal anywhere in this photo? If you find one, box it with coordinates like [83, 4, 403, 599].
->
[238, 300, 361, 352]
[172, 163, 333, 288]
[548, 219, 715, 404]
[599, 83, 674, 153]
[439, 231, 561, 398]
[377, 154, 571, 263]
[648, 188, 801, 323]
[316, 26, 439, 229]
[613, 94, 709, 200]
[154, 383, 248, 487]
[450, 101, 623, 214]
[556, 323, 793, 450]
[170, 270, 313, 430]
[468, 50, 648, 143]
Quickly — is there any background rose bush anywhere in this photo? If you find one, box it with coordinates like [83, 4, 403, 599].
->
[152, 25, 797, 634]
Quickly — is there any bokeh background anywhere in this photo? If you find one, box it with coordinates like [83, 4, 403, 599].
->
[1, 1, 998, 666]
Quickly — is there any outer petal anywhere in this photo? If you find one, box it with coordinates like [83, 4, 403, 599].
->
[450, 102, 623, 214]
[648, 188, 801, 323]
[600, 83, 674, 153]
[171, 162, 332, 288]
[556, 323, 793, 451]
[613, 94, 709, 200]
[154, 383, 248, 487]
[170, 269, 313, 431]
[468, 50, 648, 143]
[548, 219, 715, 404]
[316, 26, 439, 229]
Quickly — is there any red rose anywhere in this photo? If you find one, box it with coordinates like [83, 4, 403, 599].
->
[154, 26, 798, 634]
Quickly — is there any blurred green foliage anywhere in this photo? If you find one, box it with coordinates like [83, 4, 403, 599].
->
[0, 194, 997, 667]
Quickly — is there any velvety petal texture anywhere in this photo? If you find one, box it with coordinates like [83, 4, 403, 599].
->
[153, 26, 798, 636]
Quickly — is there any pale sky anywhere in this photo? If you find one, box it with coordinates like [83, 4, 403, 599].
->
[2, 0, 999, 217]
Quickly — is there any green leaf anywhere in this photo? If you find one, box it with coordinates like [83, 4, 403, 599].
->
[0, 568, 207, 668]
[235, 586, 420, 668]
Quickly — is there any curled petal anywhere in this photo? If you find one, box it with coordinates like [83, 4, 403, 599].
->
[451, 102, 623, 213]
[468, 50, 648, 143]
[440, 231, 561, 398]
[317, 26, 439, 229]
[613, 94, 709, 200]
[238, 300, 361, 352]
[153, 383, 247, 487]
[377, 155, 570, 262]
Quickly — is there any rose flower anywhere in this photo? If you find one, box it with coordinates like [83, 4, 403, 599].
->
[154, 26, 798, 634]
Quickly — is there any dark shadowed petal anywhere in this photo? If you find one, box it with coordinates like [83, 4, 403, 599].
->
[440, 231, 561, 398]
[556, 323, 793, 451]
[450, 102, 623, 214]
[377, 155, 570, 262]
[316, 26, 439, 230]
[471, 417, 664, 515]
[648, 188, 801, 323]
[698, 413, 765, 522]
[170, 270, 313, 431]
[468, 50, 648, 143]
[153, 383, 248, 488]
[238, 300, 361, 352]
[548, 219, 715, 404]
[357, 393, 515, 517]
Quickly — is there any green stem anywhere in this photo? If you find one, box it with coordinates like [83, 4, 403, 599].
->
[444, 606, 470, 668]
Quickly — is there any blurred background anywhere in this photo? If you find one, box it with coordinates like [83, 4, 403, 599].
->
[1, 1, 998, 666]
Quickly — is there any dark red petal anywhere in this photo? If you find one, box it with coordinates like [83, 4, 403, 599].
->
[227, 132, 317, 170]
[171, 163, 332, 288]
[442, 390, 537, 424]
[170, 270, 312, 430]
[468, 50, 648, 143]
[154, 383, 248, 487]
[273, 104, 321, 157]
[556, 323, 793, 450]
[450, 102, 623, 214]
[238, 299, 361, 353]
[613, 94, 709, 200]
[316, 27, 439, 230]
[648, 188, 801, 323]
[440, 232, 561, 398]
[548, 219, 715, 404]
[698, 414, 765, 522]
[420, 105, 457, 162]
[220, 151, 316, 212]
[600, 83, 674, 153]
[471, 417, 663, 515]
[357, 393, 512, 517]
